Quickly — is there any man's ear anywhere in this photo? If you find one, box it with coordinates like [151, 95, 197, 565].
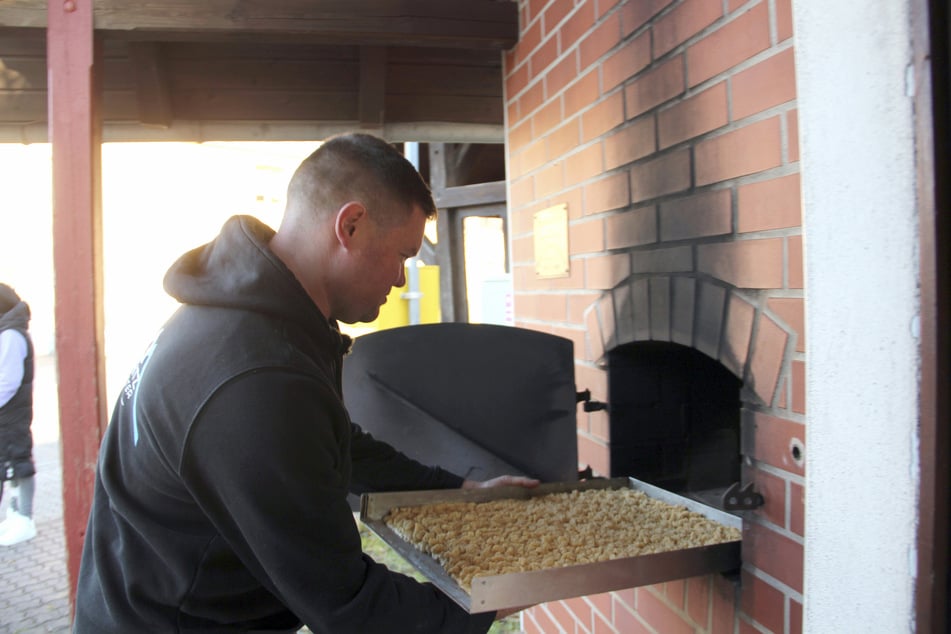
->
[334, 201, 368, 249]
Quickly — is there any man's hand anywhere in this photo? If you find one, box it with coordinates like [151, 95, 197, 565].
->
[461, 475, 540, 489]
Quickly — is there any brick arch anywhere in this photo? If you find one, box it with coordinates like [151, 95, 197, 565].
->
[582, 274, 796, 407]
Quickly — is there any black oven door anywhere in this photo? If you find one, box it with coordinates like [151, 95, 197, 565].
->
[342, 323, 579, 506]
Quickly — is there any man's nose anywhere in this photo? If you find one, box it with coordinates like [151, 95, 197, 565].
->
[396, 264, 406, 288]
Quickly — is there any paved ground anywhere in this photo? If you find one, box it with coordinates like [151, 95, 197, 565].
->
[0, 355, 71, 633]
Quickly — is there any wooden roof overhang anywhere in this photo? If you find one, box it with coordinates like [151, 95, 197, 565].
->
[0, 0, 518, 610]
[0, 0, 517, 143]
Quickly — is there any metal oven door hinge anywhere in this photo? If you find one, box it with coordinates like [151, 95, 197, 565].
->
[721, 482, 765, 511]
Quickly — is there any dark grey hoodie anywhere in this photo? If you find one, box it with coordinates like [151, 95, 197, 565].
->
[73, 215, 494, 633]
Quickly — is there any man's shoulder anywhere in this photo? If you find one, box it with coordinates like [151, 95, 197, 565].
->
[155, 305, 332, 383]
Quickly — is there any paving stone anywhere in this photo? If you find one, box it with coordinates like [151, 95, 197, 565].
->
[0, 359, 71, 633]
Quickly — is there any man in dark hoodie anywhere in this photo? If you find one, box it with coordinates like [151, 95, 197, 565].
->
[0, 283, 37, 546]
[73, 133, 535, 633]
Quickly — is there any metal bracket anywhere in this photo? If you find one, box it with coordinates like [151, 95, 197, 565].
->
[721, 482, 764, 511]
[576, 389, 608, 412]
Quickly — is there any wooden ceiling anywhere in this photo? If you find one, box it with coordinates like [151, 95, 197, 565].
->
[0, 1, 518, 143]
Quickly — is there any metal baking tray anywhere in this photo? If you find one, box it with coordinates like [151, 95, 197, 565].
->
[359, 477, 742, 613]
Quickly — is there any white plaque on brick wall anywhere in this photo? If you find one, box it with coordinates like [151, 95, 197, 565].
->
[534, 203, 570, 279]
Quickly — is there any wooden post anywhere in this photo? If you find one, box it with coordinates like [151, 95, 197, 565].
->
[47, 0, 107, 611]
[913, 0, 949, 630]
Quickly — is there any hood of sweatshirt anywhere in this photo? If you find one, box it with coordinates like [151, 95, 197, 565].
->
[163, 215, 352, 355]
[0, 300, 30, 333]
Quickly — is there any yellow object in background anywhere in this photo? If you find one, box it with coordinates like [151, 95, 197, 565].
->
[361, 264, 441, 333]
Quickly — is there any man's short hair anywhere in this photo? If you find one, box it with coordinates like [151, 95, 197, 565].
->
[287, 133, 437, 225]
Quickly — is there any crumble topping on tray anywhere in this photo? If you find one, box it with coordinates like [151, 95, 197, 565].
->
[384, 487, 741, 592]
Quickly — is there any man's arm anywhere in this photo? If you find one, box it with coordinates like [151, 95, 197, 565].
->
[461, 475, 540, 489]
[348, 422, 465, 493]
[349, 424, 541, 493]
[184, 370, 496, 633]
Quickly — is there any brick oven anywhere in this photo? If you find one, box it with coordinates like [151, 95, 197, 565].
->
[604, 339, 742, 501]
[504, 0, 805, 632]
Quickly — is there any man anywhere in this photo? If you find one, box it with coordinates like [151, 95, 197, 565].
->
[74, 133, 535, 633]
[0, 283, 37, 546]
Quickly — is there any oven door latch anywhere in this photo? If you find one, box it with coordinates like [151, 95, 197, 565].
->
[721, 482, 765, 511]
[576, 389, 608, 412]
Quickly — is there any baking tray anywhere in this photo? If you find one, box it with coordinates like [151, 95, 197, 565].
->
[360, 477, 742, 613]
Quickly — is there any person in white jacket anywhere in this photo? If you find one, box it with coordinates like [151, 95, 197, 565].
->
[0, 283, 37, 546]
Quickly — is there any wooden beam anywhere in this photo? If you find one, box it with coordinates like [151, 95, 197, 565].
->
[2, 0, 519, 49]
[385, 94, 503, 125]
[430, 143, 457, 322]
[0, 3, 47, 28]
[358, 46, 385, 130]
[433, 180, 506, 209]
[429, 147, 508, 323]
[129, 41, 172, 127]
[47, 0, 108, 609]
[913, 0, 949, 630]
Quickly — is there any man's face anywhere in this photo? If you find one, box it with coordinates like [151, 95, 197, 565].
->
[337, 205, 427, 324]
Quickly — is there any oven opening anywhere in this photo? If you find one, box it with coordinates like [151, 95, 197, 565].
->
[607, 341, 742, 509]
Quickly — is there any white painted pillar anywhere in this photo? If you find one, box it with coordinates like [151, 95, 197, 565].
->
[793, 1, 920, 631]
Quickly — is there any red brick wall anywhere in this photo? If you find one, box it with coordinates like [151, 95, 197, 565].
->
[504, 0, 803, 632]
